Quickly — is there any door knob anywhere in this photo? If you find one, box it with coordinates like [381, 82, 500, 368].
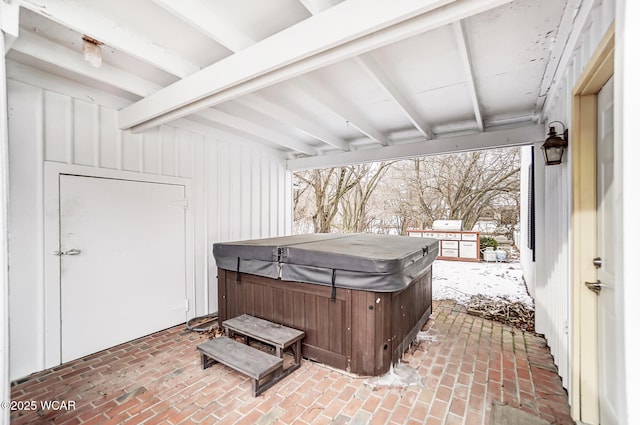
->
[54, 249, 82, 256]
[585, 280, 602, 295]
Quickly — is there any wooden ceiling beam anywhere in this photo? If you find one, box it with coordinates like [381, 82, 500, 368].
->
[194, 109, 317, 156]
[157, 0, 349, 153]
[302, 0, 430, 143]
[11, 31, 161, 97]
[119, 0, 479, 131]
[292, 79, 390, 146]
[172, 118, 288, 159]
[152, 0, 254, 52]
[355, 53, 434, 139]
[298, 0, 337, 15]
[287, 124, 544, 170]
[235, 95, 350, 151]
[119, 0, 513, 133]
[20, 0, 200, 78]
[452, 20, 483, 131]
[1, 1, 19, 52]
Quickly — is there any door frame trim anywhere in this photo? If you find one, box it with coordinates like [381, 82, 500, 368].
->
[43, 161, 195, 368]
[570, 23, 614, 423]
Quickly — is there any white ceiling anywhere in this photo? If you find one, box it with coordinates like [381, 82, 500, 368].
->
[6, 0, 578, 169]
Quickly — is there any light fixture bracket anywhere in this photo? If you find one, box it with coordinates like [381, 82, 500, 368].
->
[82, 35, 103, 68]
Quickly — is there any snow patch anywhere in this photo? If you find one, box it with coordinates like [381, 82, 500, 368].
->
[414, 331, 438, 344]
[432, 260, 533, 308]
[364, 363, 424, 389]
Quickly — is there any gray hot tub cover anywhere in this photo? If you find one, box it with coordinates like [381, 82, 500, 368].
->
[213, 233, 438, 292]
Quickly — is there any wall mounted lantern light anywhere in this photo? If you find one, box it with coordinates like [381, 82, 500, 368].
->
[541, 121, 568, 165]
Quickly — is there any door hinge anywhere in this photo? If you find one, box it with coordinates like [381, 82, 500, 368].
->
[170, 199, 189, 210]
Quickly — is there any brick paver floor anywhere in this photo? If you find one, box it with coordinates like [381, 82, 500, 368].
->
[9, 300, 574, 424]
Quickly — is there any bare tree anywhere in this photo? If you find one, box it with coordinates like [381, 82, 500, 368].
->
[378, 161, 426, 234]
[339, 162, 394, 233]
[294, 163, 394, 233]
[294, 147, 521, 235]
[411, 149, 520, 230]
[294, 167, 360, 233]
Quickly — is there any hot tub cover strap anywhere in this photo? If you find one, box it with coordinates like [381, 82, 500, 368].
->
[331, 269, 337, 301]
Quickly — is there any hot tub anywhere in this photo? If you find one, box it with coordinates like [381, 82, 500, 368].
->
[213, 233, 438, 376]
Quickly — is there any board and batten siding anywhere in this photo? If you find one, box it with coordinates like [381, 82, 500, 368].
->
[7, 78, 292, 380]
[519, 0, 615, 398]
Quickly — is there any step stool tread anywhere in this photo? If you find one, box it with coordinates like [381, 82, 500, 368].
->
[223, 314, 305, 347]
[197, 337, 282, 380]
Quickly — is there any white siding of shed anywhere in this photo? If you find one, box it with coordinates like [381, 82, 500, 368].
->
[7, 78, 291, 380]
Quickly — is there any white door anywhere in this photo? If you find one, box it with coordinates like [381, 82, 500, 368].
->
[60, 175, 187, 362]
[595, 77, 618, 424]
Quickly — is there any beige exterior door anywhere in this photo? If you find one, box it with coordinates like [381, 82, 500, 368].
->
[570, 25, 614, 424]
[595, 76, 618, 424]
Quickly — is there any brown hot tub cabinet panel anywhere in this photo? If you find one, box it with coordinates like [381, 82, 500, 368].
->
[215, 234, 436, 377]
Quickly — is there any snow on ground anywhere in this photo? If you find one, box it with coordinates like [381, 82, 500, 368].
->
[431, 259, 533, 308]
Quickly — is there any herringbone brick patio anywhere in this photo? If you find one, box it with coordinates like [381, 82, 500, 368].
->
[9, 300, 574, 424]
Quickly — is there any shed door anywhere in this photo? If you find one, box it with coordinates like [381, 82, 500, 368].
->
[60, 175, 187, 362]
[596, 76, 618, 424]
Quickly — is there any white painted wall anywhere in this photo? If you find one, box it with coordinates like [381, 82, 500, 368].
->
[1, 30, 13, 425]
[519, 0, 616, 405]
[6, 70, 292, 380]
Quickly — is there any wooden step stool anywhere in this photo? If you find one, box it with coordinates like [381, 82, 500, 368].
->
[197, 315, 305, 396]
[222, 314, 305, 371]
